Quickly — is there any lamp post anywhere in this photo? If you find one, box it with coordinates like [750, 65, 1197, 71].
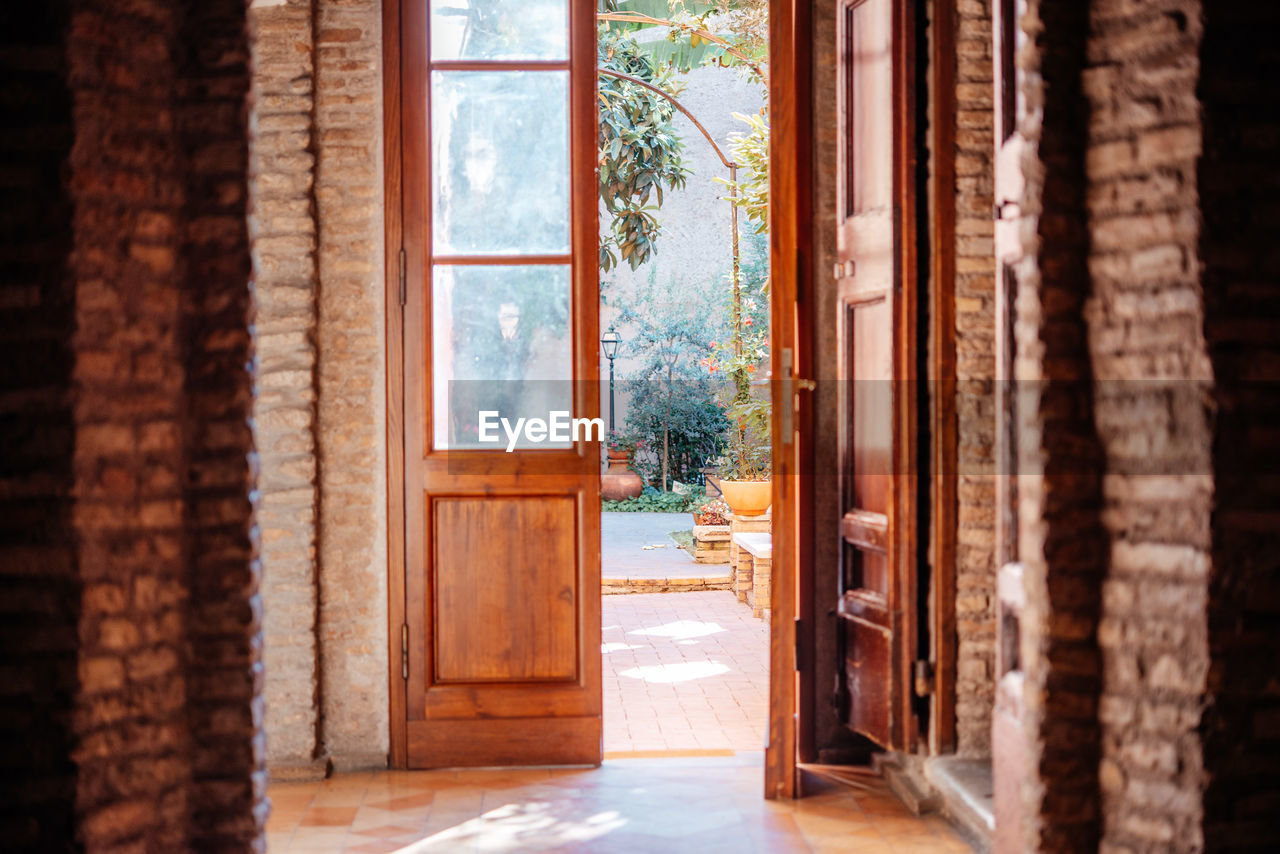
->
[601, 326, 621, 437]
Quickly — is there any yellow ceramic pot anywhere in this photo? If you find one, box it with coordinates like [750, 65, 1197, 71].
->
[719, 479, 772, 516]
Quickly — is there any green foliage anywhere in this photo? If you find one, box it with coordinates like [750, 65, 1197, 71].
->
[622, 373, 727, 488]
[598, 24, 690, 272]
[701, 231, 771, 480]
[610, 274, 728, 489]
[716, 109, 770, 234]
[602, 485, 707, 513]
[609, 0, 769, 82]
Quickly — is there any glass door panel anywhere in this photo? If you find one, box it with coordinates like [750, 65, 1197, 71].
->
[430, 0, 569, 61]
[431, 264, 573, 449]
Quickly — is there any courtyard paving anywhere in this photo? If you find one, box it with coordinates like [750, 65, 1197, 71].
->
[601, 511, 701, 579]
[603, 590, 768, 755]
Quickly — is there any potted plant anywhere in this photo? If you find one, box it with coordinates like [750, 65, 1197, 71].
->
[716, 396, 772, 515]
[601, 434, 643, 501]
[693, 496, 730, 526]
[705, 327, 772, 516]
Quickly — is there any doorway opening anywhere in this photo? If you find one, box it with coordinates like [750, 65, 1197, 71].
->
[591, 2, 773, 760]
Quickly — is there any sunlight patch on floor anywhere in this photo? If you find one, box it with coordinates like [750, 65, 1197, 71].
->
[600, 641, 641, 653]
[392, 803, 628, 852]
[618, 660, 731, 683]
[626, 619, 726, 640]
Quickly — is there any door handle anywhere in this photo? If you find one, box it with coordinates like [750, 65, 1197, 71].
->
[777, 348, 815, 441]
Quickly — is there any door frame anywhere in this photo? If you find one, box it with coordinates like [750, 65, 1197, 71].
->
[927, 0, 959, 758]
[383, 0, 954, 775]
[385, 0, 407, 768]
[383, 0, 601, 768]
[765, 0, 813, 799]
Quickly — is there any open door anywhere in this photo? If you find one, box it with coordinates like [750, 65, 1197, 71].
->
[766, 0, 814, 800]
[834, 0, 918, 751]
[390, 0, 601, 768]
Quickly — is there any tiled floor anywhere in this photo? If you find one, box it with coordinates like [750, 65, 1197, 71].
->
[602, 591, 768, 754]
[267, 754, 975, 852]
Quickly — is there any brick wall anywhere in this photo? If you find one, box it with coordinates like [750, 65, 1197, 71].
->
[249, 0, 388, 772]
[1199, 2, 1280, 850]
[952, 0, 999, 758]
[248, 0, 325, 776]
[1012, 0, 1107, 849]
[0, 0, 264, 849]
[176, 0, 267, 846]
[1082, 2, 1212, 851]
[0, 4, 80, 849]
[312, 0, 389, 769]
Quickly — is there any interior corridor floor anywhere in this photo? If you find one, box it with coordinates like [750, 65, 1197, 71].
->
[603, 590, 768, 754]
[266, 753, 975, 852]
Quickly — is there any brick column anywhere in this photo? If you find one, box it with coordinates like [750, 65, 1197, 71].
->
[727, 512, 770, 603]
[1011, 1, 1107, 850]
[0, 1, 265, 848]
[248, 0, 325, 779]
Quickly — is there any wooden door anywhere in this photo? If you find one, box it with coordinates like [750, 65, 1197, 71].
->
[390, 0, 601, 768]
[765, 0, 814, 800]
[834, 0, 916, 751]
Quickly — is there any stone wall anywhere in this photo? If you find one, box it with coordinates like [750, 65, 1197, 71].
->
[248, 0, 324, 778]
[1083, 1, 1211, 850]
[952, 0, 999, 759]
[248, 0, 389, 773]
[0, 0, 265, 849]
[1012, 0, 1108, 849]
[312, 0, 389, 771]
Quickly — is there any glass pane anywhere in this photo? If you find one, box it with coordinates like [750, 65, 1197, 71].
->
[432, 265, 574, 450]
[431, 71, 570, 255]
[430, 0, 569, 61]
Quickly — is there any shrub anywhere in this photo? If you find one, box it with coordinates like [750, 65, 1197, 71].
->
[602, 485, 706, 513]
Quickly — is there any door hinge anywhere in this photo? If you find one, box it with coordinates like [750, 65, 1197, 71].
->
[914, 660, 935, 697]
[401, 623, 409, 680]
[398, 248, 407, 306]
[794, 617, 802, 671]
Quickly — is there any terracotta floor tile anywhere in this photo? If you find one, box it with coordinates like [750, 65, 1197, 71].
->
[299, 806, 359, 827]
[362, 792, 435, 812]
[266, 592, 974, 852]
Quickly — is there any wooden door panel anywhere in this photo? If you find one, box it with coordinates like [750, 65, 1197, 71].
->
[835, 0, 912, 752]
[392, 0, 601, 768]
[842, 613, 891, 741]
[432, 496, 578, 683]
[408, 716, 600, 768]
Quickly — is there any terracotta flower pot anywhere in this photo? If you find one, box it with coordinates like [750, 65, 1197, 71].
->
[601, 449, 643, 501]
[719, 478, 772, 516]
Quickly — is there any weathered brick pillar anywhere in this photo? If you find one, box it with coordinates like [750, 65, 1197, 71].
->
[1011, 1, 1107, 850]
[247, 0, 325, 779]
[0, 0, 265, 849]
[952, 0, 1000, 761]
[1082, 2, 1212, 851]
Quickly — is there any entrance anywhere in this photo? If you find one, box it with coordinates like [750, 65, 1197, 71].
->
[384, 0, 922, 802]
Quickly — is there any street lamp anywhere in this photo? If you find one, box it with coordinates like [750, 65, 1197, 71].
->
[601, 326, 621, 436]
